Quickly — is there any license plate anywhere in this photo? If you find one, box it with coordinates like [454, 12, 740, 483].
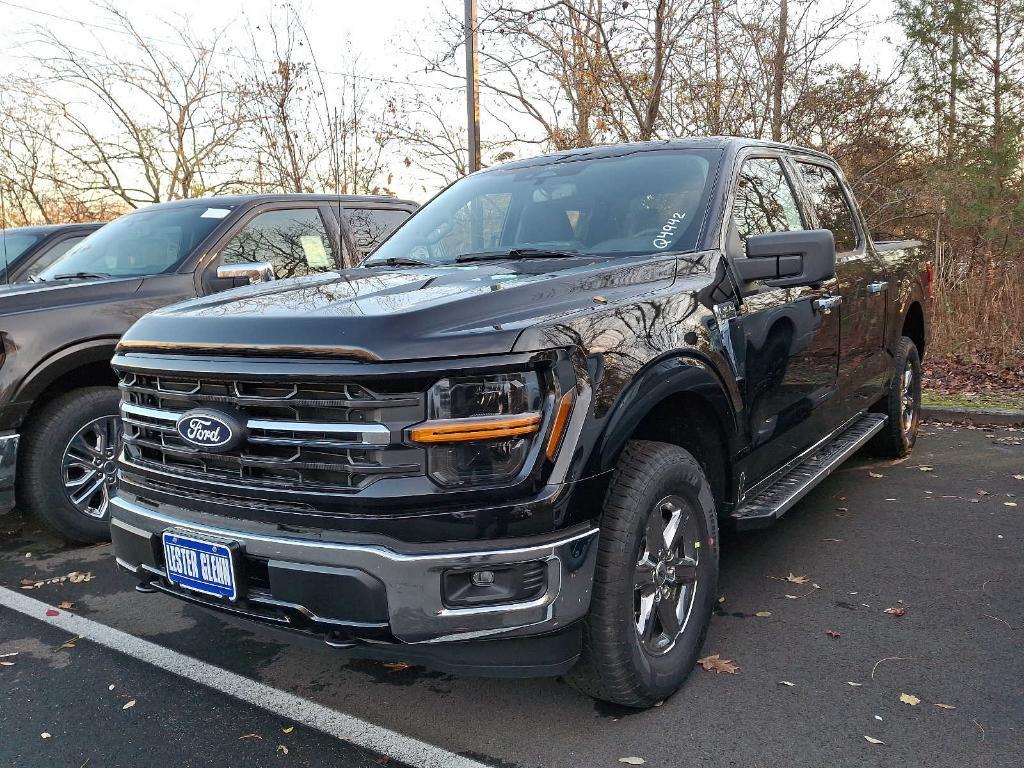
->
[162, 530, 238, 600]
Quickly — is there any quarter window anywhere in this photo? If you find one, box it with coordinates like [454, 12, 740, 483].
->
[344, 208, 410, 257]
[732, 158, 804, 241]
[797, 162, 859, 252]
[220, 208, 336, 279]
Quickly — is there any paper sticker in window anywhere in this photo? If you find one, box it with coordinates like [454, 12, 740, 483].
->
[300, 235, 331, 268]
[200, 208, 231, 219]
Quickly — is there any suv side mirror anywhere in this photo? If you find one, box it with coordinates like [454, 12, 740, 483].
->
[216, 262, 275, 285]
[734, 229, 836, 288]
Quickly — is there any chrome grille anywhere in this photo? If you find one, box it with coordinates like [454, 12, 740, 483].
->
[118, 372, 425, 493]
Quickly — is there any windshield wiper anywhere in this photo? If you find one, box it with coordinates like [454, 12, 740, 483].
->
[455, 248, 581, 264]
[362, 257, 435, 268]
[49, 272, 111, 281]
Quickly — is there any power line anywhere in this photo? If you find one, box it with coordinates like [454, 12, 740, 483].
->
[0, 0, 458, 93]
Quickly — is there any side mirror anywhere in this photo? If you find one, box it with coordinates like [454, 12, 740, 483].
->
[734, 229, 836, 288]
[216, 262, 275, 285]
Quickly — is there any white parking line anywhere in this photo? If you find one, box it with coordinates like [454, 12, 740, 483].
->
[0, 586, 491, 768]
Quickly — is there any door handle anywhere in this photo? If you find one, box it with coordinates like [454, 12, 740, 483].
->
[812, 295, 843, 314]
[866, 281, 888, 294]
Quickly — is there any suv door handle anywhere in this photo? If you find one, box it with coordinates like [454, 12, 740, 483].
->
[812, 295, 843, 313]
[866, 280, 888, 294]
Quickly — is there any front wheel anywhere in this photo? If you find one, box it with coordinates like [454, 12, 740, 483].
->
[566, 441, 719, 708]
[18, 387, 122, 543]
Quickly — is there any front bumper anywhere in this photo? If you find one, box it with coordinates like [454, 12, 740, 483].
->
[0, 433, 19, 514]
[110, 493, 598, 671]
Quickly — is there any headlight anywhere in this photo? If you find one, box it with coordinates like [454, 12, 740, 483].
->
[410, 372, 544, 487]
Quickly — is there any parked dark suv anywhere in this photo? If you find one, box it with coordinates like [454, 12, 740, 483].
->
[0, 194, 416, 541]
[0, 223, 104, 284]
[109, 139, 929, 707]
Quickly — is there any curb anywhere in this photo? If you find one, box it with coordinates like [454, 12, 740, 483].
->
[921, 406, 1024, 428]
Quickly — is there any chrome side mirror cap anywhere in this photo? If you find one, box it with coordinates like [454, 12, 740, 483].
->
[216, 262, 275, 284]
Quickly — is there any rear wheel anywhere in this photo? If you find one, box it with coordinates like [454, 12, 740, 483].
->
[870, 336, 921, 458]
[18, 387, 122, 543]
[566, 441, 718, 708]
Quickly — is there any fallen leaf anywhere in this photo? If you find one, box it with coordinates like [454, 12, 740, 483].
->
[277, 745, 289, 755]
[778, 680, 795, 686]
[282, 726, 294, 734]
[122, 700, 136, 710]
[1013, 474, 1023, 480]
[869, 472, 884, 478]
[382, 662, 413, 671]
[822, 538, 843, 542]
[977, 489, 991, 496]
[717, 596, 726, 603]
[45, 609, 58, 617]
[19, 578, 34, 587]
[847, 681, 863, 686]
[57, 602, 75, 610]
[884, 606, 907, 617]
[0, 652, 17, 659]
[755, 611, 772, 618]
[618, 759, 646, 765]
[1004, 502, 1017, 507]
[697, 654, 739, 674]
[40, 732, 51, 739]
[0, 661, 14, 666]
[56, 636, 81, 651]
[825, 629, 841, 639]
[918, 465, 934, 472]
[934, 703, 956, 710]
[239, 733, 262, 740]
[900, 692, 921, 706]
[864, 736, 884, 745]
[108, 684, 115, 691]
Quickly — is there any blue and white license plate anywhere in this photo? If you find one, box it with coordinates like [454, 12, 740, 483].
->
[162, 531, 238, 600]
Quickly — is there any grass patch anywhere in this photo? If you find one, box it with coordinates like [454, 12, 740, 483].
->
[922, 389, 1023, 411]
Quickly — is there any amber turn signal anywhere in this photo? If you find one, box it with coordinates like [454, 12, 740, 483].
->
[410, 413, 542, 444]
[545, 390, 575, 460]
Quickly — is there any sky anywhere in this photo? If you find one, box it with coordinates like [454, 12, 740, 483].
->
[0, 0, 906, 200]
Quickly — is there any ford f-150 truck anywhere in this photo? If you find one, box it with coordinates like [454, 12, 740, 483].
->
[109, 138, 929, 707]
[0, 222, 104, 284]
[0, 195, 415, 542]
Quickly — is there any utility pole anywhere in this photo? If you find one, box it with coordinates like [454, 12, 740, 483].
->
[464, 0, 481, 173]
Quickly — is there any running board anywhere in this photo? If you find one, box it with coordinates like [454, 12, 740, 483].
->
[730, 413, 888, 531]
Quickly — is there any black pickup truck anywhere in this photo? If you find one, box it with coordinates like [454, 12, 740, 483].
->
[0, 195, 415, 541]
[109, 138, 929, 707]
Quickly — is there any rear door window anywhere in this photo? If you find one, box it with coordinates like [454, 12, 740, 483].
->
[796, 162, 859, 252]
[220, 208, 337, 279]
[19, 235, 89, 282]
[732, 158, 805, 241]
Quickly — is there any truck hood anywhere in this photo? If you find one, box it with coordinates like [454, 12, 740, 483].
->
[121, 256, 682, 361]
[0, 276, 143, 315]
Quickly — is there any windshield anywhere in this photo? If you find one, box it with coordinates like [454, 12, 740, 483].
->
[365, 149, 721, 266]
[36, 204, 234, 281]
[0, 234, 42, 268]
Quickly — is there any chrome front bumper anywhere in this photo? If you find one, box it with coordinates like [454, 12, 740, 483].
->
[109, 493, 598, 645]
[0, 433, 19, 514]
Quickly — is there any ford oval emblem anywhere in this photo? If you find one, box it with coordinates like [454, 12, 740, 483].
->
[175, 409, 246, 452]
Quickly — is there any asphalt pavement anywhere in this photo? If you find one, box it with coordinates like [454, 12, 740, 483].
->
[1, 423, 1021, 768]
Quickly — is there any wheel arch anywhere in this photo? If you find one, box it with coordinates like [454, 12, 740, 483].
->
[902, 300, 926, 360]
[16, 338, 120, 421]
[589, 354, 740, 510]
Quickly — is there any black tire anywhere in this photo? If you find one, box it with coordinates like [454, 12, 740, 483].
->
[566, 440, 719, 708]
[869, 336, 921, 458]
[18, 387, 122, 543]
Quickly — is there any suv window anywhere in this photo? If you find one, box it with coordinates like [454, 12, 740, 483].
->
[220, 208, 337, 280]
[344, 208, 410, 256]
[796, 162, 858, 252]
[732, 158, 804, 241]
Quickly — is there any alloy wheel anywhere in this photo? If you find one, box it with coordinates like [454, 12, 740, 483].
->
[61, 415, 121, 519]
[900, 361, 917, 435]
[633, 495, 701, 655]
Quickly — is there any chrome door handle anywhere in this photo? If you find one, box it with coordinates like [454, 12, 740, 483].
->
[812, 295, 843, 313]
[866, 281, 888, 294]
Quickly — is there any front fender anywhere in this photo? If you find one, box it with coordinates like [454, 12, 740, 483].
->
[582, 353, 739, 477]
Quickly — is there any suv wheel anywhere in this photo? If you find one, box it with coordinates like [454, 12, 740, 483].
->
[566, 440, 718, 707]
[18, 387, 122, 543]
[870, 336, 921, 458]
